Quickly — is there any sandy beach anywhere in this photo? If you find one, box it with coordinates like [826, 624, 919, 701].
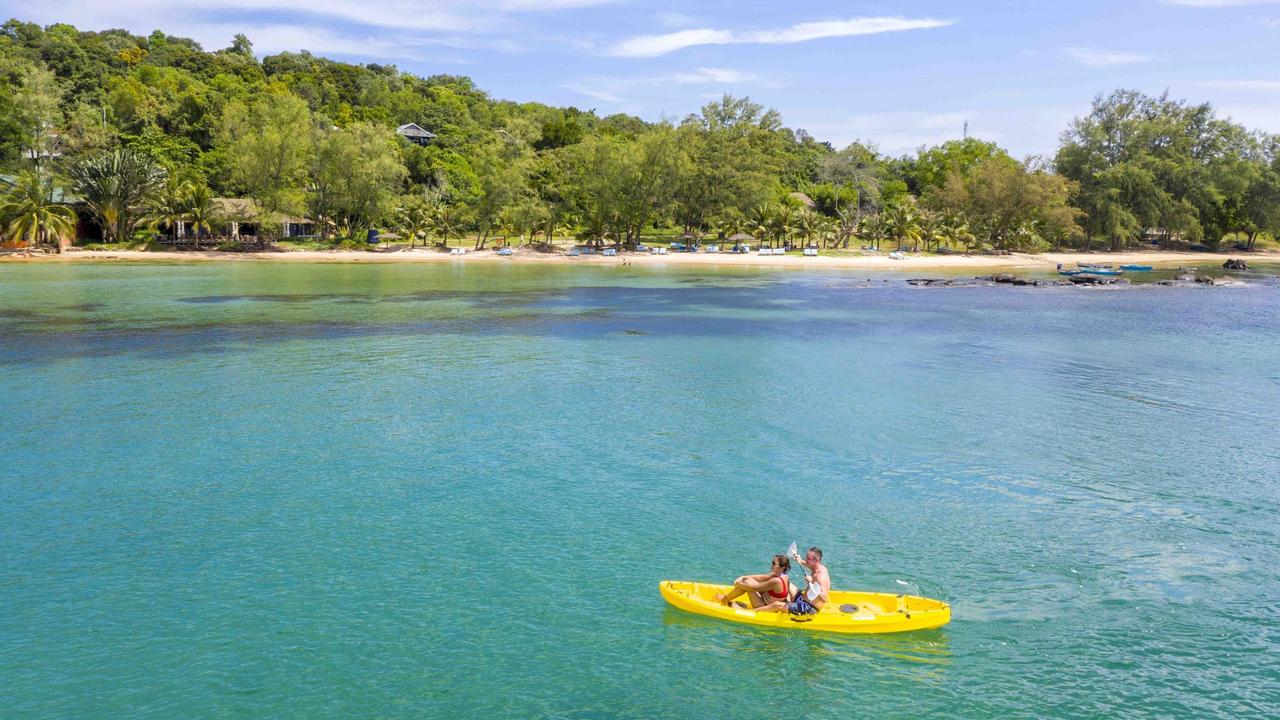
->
[4, 247, 1275, 271]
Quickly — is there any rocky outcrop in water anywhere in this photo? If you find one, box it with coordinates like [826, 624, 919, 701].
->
[1068, 274, 1130, 286]
[978, 273, 1040, 286]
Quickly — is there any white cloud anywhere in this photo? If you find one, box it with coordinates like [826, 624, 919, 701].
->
[671, 67, 757, 84]
[561, 82, 623, 103]
[610, 16, 953, 58]
[563, 66, 765, 105]
[8, 0, 610, 45]
[611, 29, 735, 57]
[1066, 47, 1154, 67]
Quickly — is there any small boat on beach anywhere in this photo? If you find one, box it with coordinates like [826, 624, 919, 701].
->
[1119, 264, 1153, 272]
[1059, 269, 1125, 277]
[659, 580, 950, 635]
[1058, 263, 1124, 277]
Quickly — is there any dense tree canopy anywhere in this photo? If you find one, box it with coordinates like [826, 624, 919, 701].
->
[1, 20, 1277, 252]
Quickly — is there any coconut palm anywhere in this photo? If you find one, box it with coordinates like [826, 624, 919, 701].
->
[0, 172, 77, 252]
[431, 205, 460, 248]
[857, 213, 887, 251]
[149, 178, 193, 242]
[748, 203, 774, 247]
[713, 209, 748, 241]
[918, 209, 947, 253]
[795, 208, 823, 249]
[939, 215, 975, 252]
[395, 199, 433, 249]
[70, 149, 166, 244]
[768, 204, 795, 248]
[185, 185, 217, 239]
[882, 200, 923, 251]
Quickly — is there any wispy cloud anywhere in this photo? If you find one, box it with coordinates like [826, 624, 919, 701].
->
[671, 67, 757, 84]
[564, 66, 767, 105]
[10, 0, 608, 46]
[1066, 47, 1154, 67]
[610, 16, 953, 58]
[561, 82, 624, 103]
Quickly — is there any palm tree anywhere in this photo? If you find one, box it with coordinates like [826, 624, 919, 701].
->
[882, 200, 923, 251]
[149, 178, 193, 242]
[0, 172, 77, 253]
[749, 203, 775, 247]
[395, 201, 432, 249]
[769, 204, 795, 248]
[795, 209, 822, 249]
[857, 213, 886, 251]
[939, 215, 975, 252]
[185, 185, 217, 239]
[918, 209, 947, 253]
[712, 209, 747, 242]
[70, 149, 166, 245]
[431, 205, 460, 248]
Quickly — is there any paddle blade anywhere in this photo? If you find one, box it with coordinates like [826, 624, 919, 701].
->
[787, 541, 797, 558]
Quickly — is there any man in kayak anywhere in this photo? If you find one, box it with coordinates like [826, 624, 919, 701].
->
[715, 555, 792, 609]
[787, 546, 830, 615]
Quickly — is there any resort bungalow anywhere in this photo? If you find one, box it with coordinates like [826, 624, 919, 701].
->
[789, 191, 817, 210]
[396, 123, 437, 146]
[151, 198, 315, 247]
[213, 198, 314, 239]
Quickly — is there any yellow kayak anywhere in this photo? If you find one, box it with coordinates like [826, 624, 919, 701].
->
[659, 580, 950, 635]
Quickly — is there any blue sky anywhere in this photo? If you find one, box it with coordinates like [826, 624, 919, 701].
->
[7, 0, 1280, 157]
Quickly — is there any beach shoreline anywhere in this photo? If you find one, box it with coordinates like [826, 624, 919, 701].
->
[3, 247, 1274, 271]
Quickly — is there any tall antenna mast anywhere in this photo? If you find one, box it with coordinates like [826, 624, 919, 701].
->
[963, 120, 969, 139]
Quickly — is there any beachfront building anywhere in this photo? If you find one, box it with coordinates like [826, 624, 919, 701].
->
[789, 191, 817, 210]
[396, 123, 437, 146]
[156, 198, 315, 244]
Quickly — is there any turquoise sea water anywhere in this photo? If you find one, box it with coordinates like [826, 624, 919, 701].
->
[2, 261, 1279, 718]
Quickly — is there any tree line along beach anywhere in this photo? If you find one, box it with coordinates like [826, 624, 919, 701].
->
[2, 21, 1280, 263]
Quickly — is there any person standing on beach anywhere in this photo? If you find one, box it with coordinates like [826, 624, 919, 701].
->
[789, 546, 830, 615]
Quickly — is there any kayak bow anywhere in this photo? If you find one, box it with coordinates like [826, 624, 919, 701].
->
[659, 580, 950, 634]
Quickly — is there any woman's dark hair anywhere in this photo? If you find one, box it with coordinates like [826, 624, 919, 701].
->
[772, 554, 791, 573]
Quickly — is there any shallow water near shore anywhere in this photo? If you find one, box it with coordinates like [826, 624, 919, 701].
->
[2, 261, 1279, 718]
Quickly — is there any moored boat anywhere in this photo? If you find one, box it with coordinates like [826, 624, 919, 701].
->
[1060, 268, 1124, 277]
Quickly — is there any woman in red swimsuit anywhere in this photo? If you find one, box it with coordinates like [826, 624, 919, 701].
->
[716, 555, 793, 610]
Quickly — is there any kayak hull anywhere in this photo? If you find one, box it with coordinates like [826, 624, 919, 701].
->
[659, 580, 950, 635]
